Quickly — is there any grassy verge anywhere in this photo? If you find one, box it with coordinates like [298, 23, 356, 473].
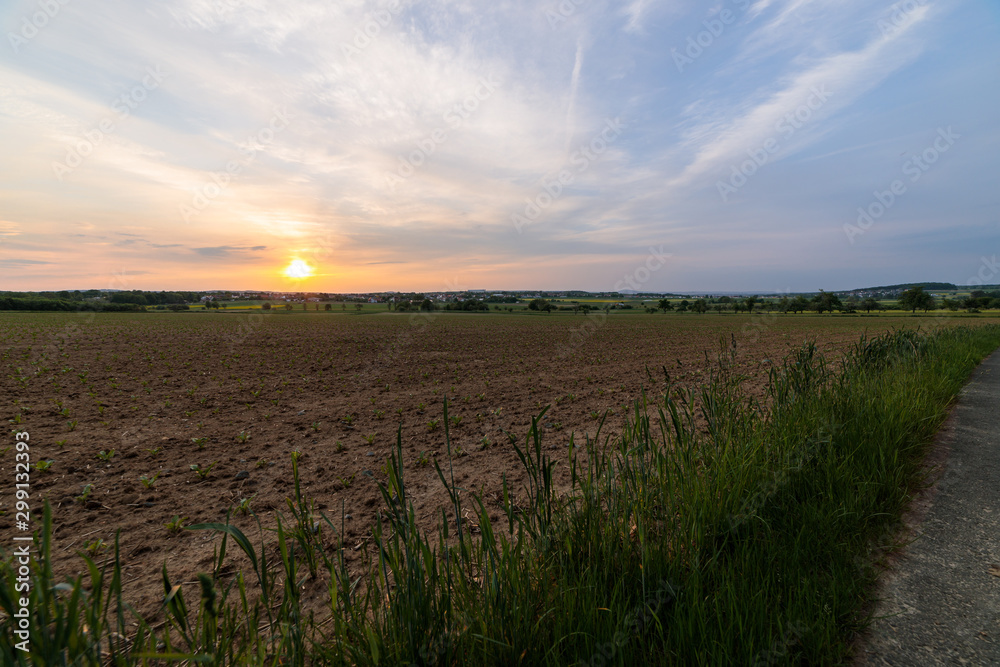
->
[3, 325, 1000, 665]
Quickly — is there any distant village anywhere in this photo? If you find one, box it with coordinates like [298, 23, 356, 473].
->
[203, 290, 643, 304]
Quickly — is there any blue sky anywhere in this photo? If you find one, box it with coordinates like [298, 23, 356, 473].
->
[1, 0, 997, 293]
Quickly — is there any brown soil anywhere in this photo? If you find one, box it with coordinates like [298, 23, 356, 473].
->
[0, 311, 978, 621]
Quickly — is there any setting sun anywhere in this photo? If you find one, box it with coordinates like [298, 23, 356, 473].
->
[283, 259, 315, 279]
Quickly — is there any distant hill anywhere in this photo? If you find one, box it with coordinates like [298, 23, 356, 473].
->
[866, 282, 955, 292]
[838, 282, 957, 295]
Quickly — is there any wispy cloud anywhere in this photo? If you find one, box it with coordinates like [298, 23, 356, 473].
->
[671, 0, 933, 187]
[193, 246, 268, 257]
[0, 259, 52, 267]
[564, 36, 587, 152]
[623, 0, 655, 33]
[0, 0, 995, 291]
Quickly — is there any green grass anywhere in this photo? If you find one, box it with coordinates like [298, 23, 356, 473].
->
[3, 325, 1000, 665]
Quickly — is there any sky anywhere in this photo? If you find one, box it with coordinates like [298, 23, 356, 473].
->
[1, 0, 998, 294]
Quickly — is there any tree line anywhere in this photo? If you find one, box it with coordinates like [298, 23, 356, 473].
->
[645, 287, 999, 315]
[0, 297, 145, 312]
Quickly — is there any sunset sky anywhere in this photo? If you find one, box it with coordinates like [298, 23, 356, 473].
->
[1, 0, 998, 293]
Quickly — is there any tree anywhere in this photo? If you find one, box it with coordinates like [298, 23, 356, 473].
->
[743, 296, 756, 314]
[262, 302, 271, 310]
[284, 304, 293, 311]
[692, 299, 708, 314]
[789, 296, 810, 314]
[964, 294, 993, 311]
[657, 298, 674, 313]
[355, 303, 364, 312]
[324, 303, 332, 311]
[861, 297, 880, 313]
[528, 298, 550, 312]
[110, 291, 149, 305]
[898, 286, 935, 313]
[811, 290, 842, 314]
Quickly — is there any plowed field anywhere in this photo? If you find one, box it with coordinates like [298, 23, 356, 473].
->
[0, 310, 981, 617]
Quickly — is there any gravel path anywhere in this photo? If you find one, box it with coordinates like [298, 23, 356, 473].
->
[857, 350, 1000, 665]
